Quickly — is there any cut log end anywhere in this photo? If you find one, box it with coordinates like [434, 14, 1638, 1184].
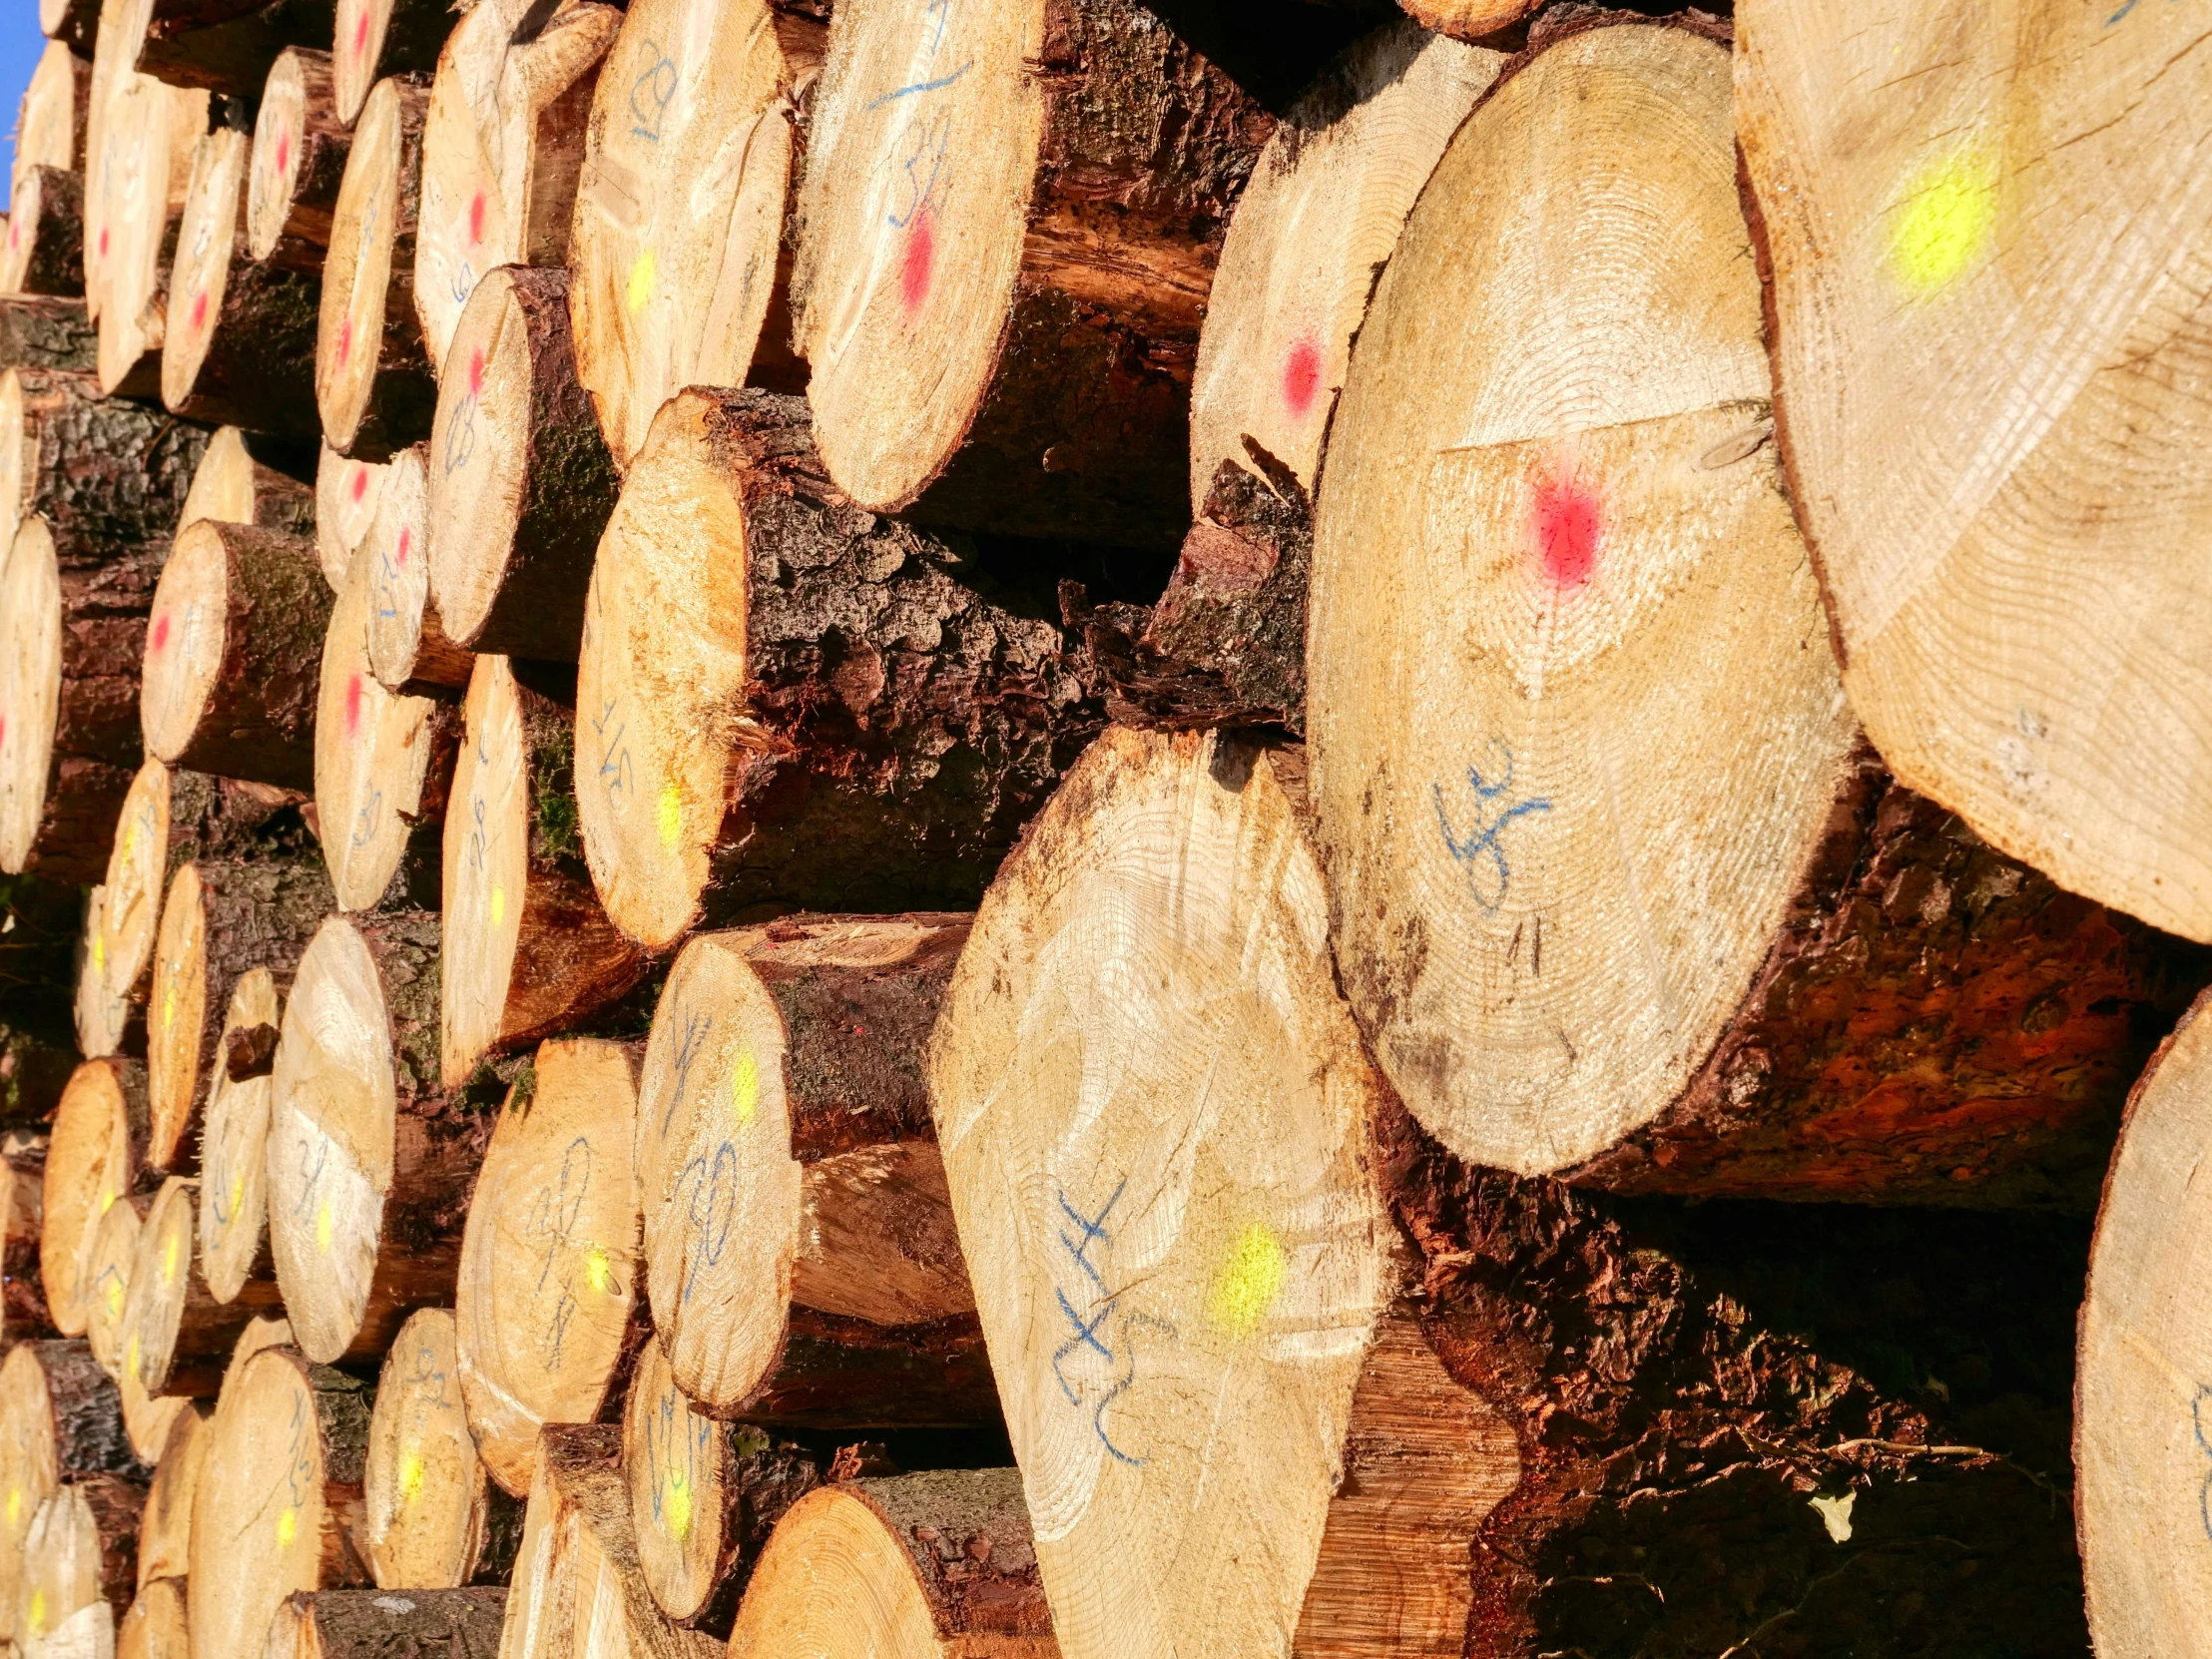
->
[181, 427, 318, 543]
[84, 1193, 141, 1382]
[197, 968, 281, 1305]
[135, 1402, 206, 1588]
[43, 1060, 146, 1339]
[0, 166, 87, 298]
[334, 0, 456, 127]
[118, 1574, 189, 1659]
[250, 48, 348, 264]
[316, 442, 388, 589]
[359, 446, 469, 697]
[364, 1307, 500, 1589]
[316, 75, 431, 459]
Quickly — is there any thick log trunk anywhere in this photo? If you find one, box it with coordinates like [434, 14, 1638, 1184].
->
[363, 1308, 519, 1589]
[725, 1470, 1055, 1659]
[412, 0, 622, 376]
[16, 41, 92, 182]
[0, 365, 206, 571]
[314, 440, 384, 586]
[0, 1340, 140, 1641]
[502, 1423, 719, 1659]
[0, 168, 87, 298]
[161, 126, 321, 434]
[248, 48, 348, 263]
[333, 0, 455, 125]
[1189, 20, 1497, 508]
[441, 659, 644, 1088]
[123, 1177, 281, 1401]
[639, 913, 989, 1426]
[455, 1039, 644, 1496]
[568, 0, 824, 468]
[117, 1575, 189, 1659]
[137, 0, 341, 99]
[267, 910, 473, 1364]
[134, 1404, 204, 1589]
[41, 1060, 148, 1337]
[0, 296, 96, 370]
[195, 966, 283, 1302]
[792, 0, 1269, 548]
[147, 854, 330, 1172]
[141, 523, 331, 792]
[623, 1337, 820, 1633]
[361, 444, 470, 697]
[267, 1586, 507, 1658]
[180, 425, 317, 539]
[90, 75, 209, 398]
[188, 1344, 373, 1659]
[1737, 0, 2212, 943]
[316, 544, 462, 910]
[18, 1475, 146, 1649]
[575, 388, 1105, 951]
[423, 267, 618, 660]
[315, 74, 432, 458]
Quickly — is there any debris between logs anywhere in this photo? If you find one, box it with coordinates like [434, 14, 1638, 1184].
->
[362, 1307, 515, 1589]
[195, 967, 282, 1304]
[639, 912, 989, 1427]
[575, 387, 1103, 950]
[266, 1584, 508, 1659]
[440, 657, 643, 1088]
[315, 74, 432, 459]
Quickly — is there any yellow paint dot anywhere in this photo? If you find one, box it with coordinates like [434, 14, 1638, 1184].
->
[126, 1336, 140, 1378]
[7, 1486, 19, 1526]
[316, 1201, 334, 1253]
[163, 984, 176, 1030]
[123, 821, 139, 858]
[276, 1506, 297, 1548]
[1890, 148, 1998, 295]
[92, 933, 106, 973]
[105, 1278, 124, 1317]
[664, 1465, 692, 1542]
[489, 884, 505, 927]
[398, 1447, 425, 1503]
[627, 248, 656, 315]
[730, 1049, 758, 1126]
[1210, 1222, 1287, 1340]
[657, 781, 683, 848]
[583, 1244, 614, 1296]
[27, 1588, 43, 1634]
[163, 1232, 181, 1283]
[228, 1175, 245, 1218]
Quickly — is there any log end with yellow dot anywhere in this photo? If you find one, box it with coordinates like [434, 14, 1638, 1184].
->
[1210, 1221, 1287, 1339]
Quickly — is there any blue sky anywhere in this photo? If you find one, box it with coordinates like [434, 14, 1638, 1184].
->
[0, 7, 49, 209]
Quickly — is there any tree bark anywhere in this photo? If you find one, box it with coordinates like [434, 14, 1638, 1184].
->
[0, 167, 86, 298]
[0, 1339, 140, 1642]
[266, 1586, 507, 1658]
[640, 914, 987, 1426]
[315, 74, 432, 459]
[363, 1308, 519, 1590]
[134, 1404, 204, 1589]
[424, 267, 619, 661]
[725, 1470, 1056, 1658]
[267, 910, 475, 1365]
[140, 523, 332, 793]
[361, 444, 470, 697]
[792, 0, 1271, 548]
[0, 295, 96, 371]
[0, 366, 207, 569]
[41, 1060, 148, 1338]
[4, 1141, 53, 1343]
[188, 1343, 373, 1659]
[440, 659, 644, 1089]
[138, 0, 341, 101]
[249, 48, 350, 264]
[575, 387, 1106, 951]
[333, 0, 456, 125]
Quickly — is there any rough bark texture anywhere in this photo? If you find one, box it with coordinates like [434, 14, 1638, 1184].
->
[0, 296, 95, 371]
[4, 1146, 53, 1340]
[1066, 443, 1310, 734]
[280, 1586, 506, 1657]
[1561, 758, 2212, 1211]
[66, 1469, 149, 1617]
[46, 536, 161, 771]
[9, 370, 207, 560]
[692, 389, 1108, 919]
[166, 253, 321, 435]
[4, 167, 86, 297]
[139, 0, 340, 99]
[731, 1310, 998, 1432]
[1382, 1106, 2092, 1658]
[15, 1340, 144, 1479]
[13, 760, 135, 885]
[842, 1469, 1054, 1644]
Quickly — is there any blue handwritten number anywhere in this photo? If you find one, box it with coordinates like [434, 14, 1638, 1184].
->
[666, 1008, 712, 1135]
[1432, 740, 1551, 912]
[885, 109, 953, 231]
[592, 699, 632, 799]
[630, 45, 678, 142]
[443, 394, 477, 476]
[678, 1143, 738, 1305]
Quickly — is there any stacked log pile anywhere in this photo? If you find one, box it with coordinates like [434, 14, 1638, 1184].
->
[0, 1, 2206, 1656]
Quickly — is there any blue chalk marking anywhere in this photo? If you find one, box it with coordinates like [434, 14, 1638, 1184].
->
[666, 1007, 712, 1135]
[865, 61, 971, 110]
[1056, 1179, 1124, 1292]
[2193, 1384, 2212, 1541]
[629, 45, 678, 143]
[1432, 740, 1551, 912]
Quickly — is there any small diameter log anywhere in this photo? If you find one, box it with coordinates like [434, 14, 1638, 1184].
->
[315, 441, 386, 586]
[268, 910, 469, 1364]
[148, 856, 332, 1172]
[930, 727, 1459, 1659]
[187, 1344, 372, 1659]
[182, 426, 318, 539]
[316, 74, 432, 459]
[83, 0, 160, 319]
[135, 1405, 205, 1588]
[441, 658, 643, 1088]
[140, 522, 331, 793]
[316, 546, 462, 910]
[0, 1341, 139, 1642]
[333, 0, 453, 125]
[122, 1178, 282, 1400]
[725, 1470, 1054, 1659]
[624, 1337, 819, 1633]
[0, 168, 86, 298]
[266, 1586, 507, 1659]
[1737, 1, 2212, 942]
[74, 766, 166, 1060]
[41, 1061, 148, 1338]
[502, 1423, 718, 1659]
[412, 0, 623, 376]
[116, 1371, 191, 1471]
[568, 0, 824, 467]
[17, 1477, 146, 1652]
[364, 1308, 514, 1590]
[792, 0, 1267, 548]
[1396, 0, 1538, 40]
[576, 388, 1103, 950]
[423, 266, 619, 660]
[5, 1142, 52, 1343]
[161, 126, 321, 434]
[90, 74, 210, 398]
[84, 1194, 143, 1381]
[197, 967, 284, 1302]
[16, 41, 93, 184]
[250, 48, 349, 263]
[119, 1575, 189, 1659]
[637, 913, 988, 1426]
[1306, 15, 2212, 1210]
[0, 295, 97, 370]
[1188, 20, 1497, 508]
[362, 444, 471, 696]
[456, 1039, 643, 1496]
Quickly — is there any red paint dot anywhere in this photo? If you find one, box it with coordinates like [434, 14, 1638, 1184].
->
[337, 316, 352, 366]
[7, 223, 16, 250]
[1530, 474, 1600, 590]
[395, 527, 411, 567]
[344, 672, 363, 736]
[468, 348, 485, 398]
[0, 715, 9, 747]
[353, 11, 369, 53]
[97, 227, 108, 259]
[468, 192, 485, 247]
[1282, 337, 1323, 418]
[276, 134, 290, 177]
[190, 291, 208, 332]
[151, 614, 170, 653]
[349, 466, 368, 503]
[899, 215, 933, 318]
